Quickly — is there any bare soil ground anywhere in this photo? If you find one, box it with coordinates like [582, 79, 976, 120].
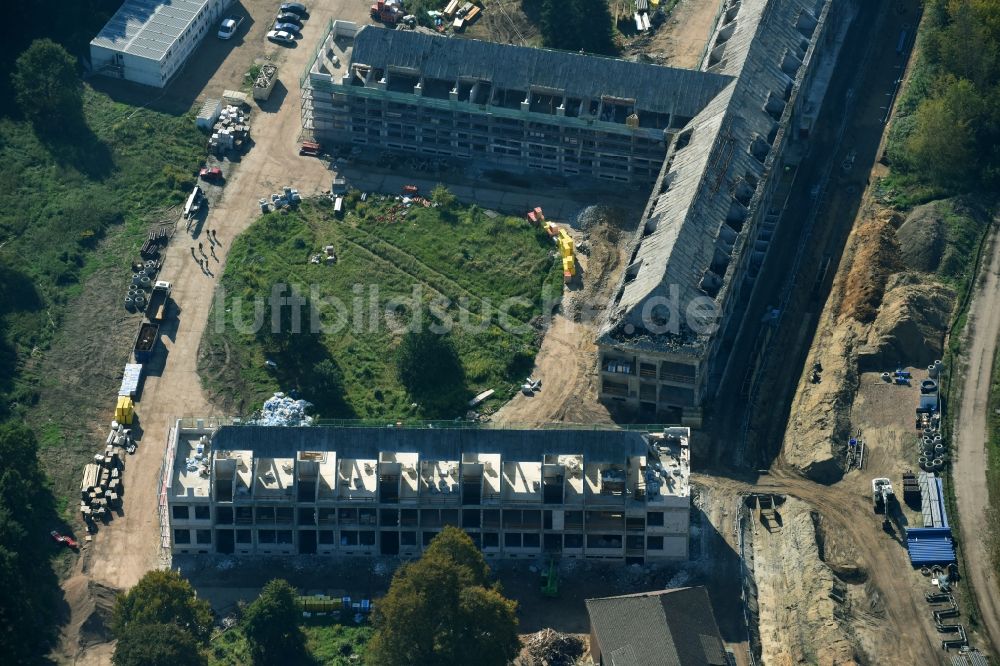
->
[700, 467, 945, 665]
[55, 0, 369, 661]
[952, 231, 1000, 652]
[623, 0, 721, 69]
[492, 210, 633, 426]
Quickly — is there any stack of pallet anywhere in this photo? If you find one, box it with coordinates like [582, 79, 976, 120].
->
[140, 226, 171, 259]
[79, 424, 132, 526]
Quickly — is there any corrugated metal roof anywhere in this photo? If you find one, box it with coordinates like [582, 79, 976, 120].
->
[599, 0, 833, 347]
[91, 0, 210, 62]
[585, 587, 727, 666]
[212, 425, 652, 462]
[906, 527, 956, 565]
[936, 477, 950, 528]
[349, 26, 733, 118]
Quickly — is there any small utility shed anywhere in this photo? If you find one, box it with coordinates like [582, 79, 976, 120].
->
[90, 0, 229, 88]
[585, 587, 727, 666]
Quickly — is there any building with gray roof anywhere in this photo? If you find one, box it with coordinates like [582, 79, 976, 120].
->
[303, 0, 854, 423]
[586, 587, 728, 666]
[164, 422, 691, 562]
[90, 0, 229, 88]
[596, 0, 849, 423]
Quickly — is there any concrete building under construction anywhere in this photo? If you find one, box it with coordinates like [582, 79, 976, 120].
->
[301, 0, 854, 422]
[164, 423, 691, 563]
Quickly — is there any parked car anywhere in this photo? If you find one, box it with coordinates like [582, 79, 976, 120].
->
[199, 167, 223, 182]
[274, 21, 302, 34]
[217, 16, 243, 39]
[51, 531, 79, 550]
[279, 2, 307, 15]
[266, 30, 295, 45]
[276, 12, 303, 25]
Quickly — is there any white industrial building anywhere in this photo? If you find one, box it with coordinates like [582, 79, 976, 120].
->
[90, 0, 229, 88]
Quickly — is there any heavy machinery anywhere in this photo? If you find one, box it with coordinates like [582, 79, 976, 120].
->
[146, 281, 172, 322]
[872, 477, 895, 514]
[556, 228, 576, 281]
[371, 0, 403, 24]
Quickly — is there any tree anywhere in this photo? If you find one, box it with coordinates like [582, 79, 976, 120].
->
[242, 579, 307, 665]
[905, 77, 986, 187]
[422, 525, 490, 587]
[0, 423, 61, 662]
[10, 39, 81, 126]
[367, 527, 520, 666]
[537, 0, 616, 55]
[111, 570, 213, 644]
[395, 328, 467, 416]
[112, 622, 206, 666]
[431, 183, 456, 209]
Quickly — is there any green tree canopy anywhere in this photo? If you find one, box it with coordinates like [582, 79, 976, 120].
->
[893, 0, 1000, 190]
[905, 77, 986, 187]
[112, 622, 207, 666]
[10, 39, 81, 126]
[111, 570, 213, 644]
[395, 328, 467, 416]
[242, 579, 307, 665]
[367, 527, 520, 666]
[535, 0, 617, 55]
[0, 422, 61, 662]
[431, 183, 456, 209]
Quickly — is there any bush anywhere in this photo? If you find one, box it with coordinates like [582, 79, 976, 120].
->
[535, 0, 617, 55]
[113, 622, 207, 666]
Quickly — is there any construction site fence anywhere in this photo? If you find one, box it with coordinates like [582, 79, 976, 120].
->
[172, 417, 678, 432]
[157, 423, 178, 556]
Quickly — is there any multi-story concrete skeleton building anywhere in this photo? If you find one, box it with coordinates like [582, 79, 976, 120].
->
[164, 423, 690, 563]
[302, 0, 854, 424]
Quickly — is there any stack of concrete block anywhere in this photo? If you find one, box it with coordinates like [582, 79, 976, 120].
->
[80, 424, 131, 526]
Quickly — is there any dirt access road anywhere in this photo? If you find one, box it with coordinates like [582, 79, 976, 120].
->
[61, 1, 369, 660]
[699, 463, 945, 664]
[952, 229, 1000, 653]
[624, 0, 720, 68]
[86, 0, 366, 592]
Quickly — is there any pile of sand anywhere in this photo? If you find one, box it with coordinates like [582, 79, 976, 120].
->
[858, 274, 954, 371]
[896, 202, 946, 273]
[839, 210, 902, 324]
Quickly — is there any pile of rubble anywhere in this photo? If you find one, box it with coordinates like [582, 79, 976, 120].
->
[515, 629, 584, 666]
[249, 392, 314, 426]
[210, 104, 250, 153]
[79, 424, 134, 529]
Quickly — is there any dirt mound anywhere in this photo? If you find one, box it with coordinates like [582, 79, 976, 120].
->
[55, 575, 119, 662]
[857, 274, 954, 371]
[782, 325, 859, 483]
[896, 202, 946, 272]
[840, 210, 902, 324]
